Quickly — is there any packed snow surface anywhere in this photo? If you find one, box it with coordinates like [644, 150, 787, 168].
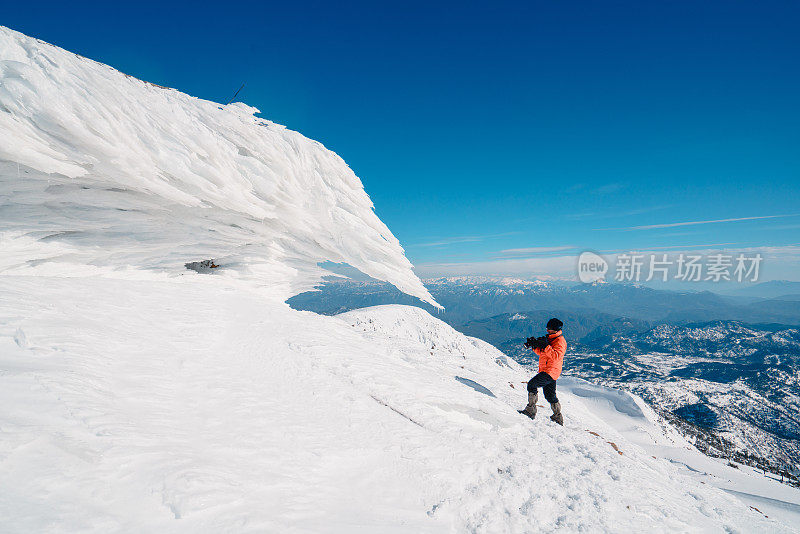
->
[1, 26, 799, 533]
[1, 279, 796, 532]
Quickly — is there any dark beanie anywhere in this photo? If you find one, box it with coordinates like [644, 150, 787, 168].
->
[547, 318, 563, 331]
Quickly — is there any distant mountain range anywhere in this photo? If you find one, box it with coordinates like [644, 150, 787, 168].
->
[502, 320, 800, 474]
[721, 280, 800, 299]
[289, 277, 800, 327]
[289, 277, 800, 477]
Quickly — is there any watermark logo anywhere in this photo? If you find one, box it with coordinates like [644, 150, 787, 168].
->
[575, 251, 763, 283]
[613, 253, 762, 282]
[577, 251, 609, 283]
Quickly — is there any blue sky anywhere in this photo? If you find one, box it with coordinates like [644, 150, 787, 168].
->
[5, 1, 800, 280]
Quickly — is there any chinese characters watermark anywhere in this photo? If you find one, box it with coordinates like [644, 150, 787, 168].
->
[578, 252, 762, 283]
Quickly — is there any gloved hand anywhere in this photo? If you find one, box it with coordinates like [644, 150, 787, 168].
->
[532, 336, 549, 350]
[524, 336, 536, 349]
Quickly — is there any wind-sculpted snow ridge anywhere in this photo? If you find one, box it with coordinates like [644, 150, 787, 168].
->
[0, 26, 436, 307]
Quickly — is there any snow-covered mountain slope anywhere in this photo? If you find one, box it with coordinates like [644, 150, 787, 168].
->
[1, 26, 797, 532]
[0, 26, 435, 307]
[1, 278, 795, 532]
[557, 377, 800, 527]
[547, 321, 800, 479]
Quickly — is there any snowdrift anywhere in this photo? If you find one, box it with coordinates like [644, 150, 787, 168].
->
[1, 26, 798, 532]
[2, 279, 794, 532]
[0, 26, 436, 307]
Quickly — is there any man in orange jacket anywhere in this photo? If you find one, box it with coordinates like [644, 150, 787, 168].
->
[519, 318, 566, 425]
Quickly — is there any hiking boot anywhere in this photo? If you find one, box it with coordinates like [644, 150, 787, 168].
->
[518, 391, 538, 419]
[549, 401, 564, 426]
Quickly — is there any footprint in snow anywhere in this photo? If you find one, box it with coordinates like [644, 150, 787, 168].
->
[14, 328, 28, 349]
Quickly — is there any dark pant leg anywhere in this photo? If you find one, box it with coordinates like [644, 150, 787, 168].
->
[542, 379, 558, 404]
[527, 372, 554, 394]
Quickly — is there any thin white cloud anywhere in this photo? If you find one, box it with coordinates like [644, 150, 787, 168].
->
[495, 245, 576, 258]
[595, 182, 624, 194]
[565, 203, 675, 221]
[565, 183, 586, 193]
[770, 223, 800, 231]
[597, 214, 800, 231]
[604, 243, 800, 258]
[414, 254, 578, 278]
[414, 236, 483, 247]
[600, 242, 738, 253]
[410, 231, 519, 248]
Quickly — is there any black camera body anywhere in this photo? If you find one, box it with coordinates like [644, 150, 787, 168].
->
[524, 335, 550, 350]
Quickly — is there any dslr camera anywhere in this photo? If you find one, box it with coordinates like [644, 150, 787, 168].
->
[524, 335, 550, 350]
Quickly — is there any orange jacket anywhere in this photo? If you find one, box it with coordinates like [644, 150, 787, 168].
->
[533, 331, 567, 380]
